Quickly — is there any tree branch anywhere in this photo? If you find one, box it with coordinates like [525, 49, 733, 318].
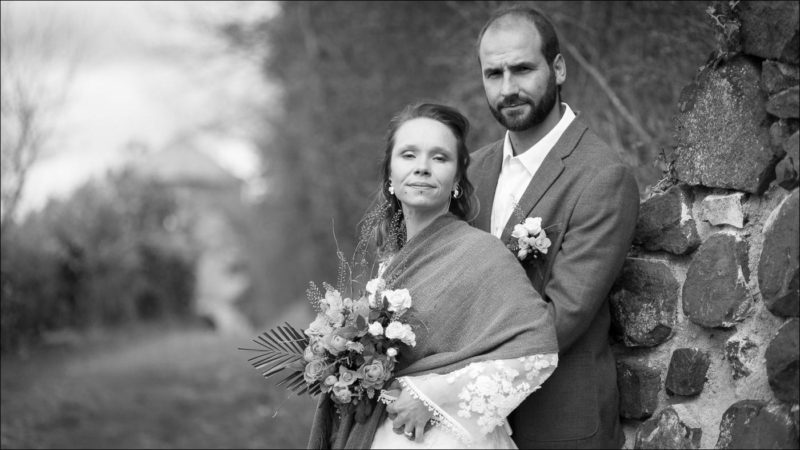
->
[562, 41, 654, 146]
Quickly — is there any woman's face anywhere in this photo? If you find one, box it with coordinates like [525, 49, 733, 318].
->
[389, 117, 459, 218]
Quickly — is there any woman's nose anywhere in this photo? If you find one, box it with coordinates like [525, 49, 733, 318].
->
[413, 164, 430, 175]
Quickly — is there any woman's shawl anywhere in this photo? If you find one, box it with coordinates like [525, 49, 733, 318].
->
[307, 213, 558, 449]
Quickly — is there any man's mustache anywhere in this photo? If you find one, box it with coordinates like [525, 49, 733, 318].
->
[498, 95, 531, 108]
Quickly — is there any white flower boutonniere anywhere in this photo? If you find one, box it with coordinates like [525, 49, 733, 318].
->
[508, 216, 551, 262]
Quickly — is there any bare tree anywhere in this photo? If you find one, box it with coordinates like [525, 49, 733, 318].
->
[1, 1, 82, 235]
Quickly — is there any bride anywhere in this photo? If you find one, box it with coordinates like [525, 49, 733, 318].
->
[307, 103, 558, 449]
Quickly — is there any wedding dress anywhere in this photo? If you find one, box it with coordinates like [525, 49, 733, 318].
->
[371, 353, 558, 449]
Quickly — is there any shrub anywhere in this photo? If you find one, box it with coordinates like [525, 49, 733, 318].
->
[0, 168, 197, 352]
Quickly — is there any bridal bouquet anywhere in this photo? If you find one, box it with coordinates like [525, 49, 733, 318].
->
[240, 267, 416, 417]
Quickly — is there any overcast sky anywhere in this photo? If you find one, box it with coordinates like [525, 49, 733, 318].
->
[5, 1, 278, 214]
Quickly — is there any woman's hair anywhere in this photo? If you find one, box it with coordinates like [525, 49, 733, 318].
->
[371, 102, 474, 256]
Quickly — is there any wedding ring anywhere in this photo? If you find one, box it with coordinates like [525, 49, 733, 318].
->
[404, 431, 414, 438]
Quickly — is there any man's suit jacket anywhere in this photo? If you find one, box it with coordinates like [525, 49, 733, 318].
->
[468, 116, 639, 449]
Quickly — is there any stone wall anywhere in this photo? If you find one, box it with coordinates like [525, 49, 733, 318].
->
[611, 2, 799, 448]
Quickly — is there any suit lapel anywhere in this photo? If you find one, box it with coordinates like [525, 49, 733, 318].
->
[498, 117, 589, 243]
[472, 140, 504, 233]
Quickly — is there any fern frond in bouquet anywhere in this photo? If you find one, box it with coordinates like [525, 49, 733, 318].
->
[238, 322, 320, 396]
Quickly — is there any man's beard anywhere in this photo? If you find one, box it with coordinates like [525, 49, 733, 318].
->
[488, 69, 558, 132]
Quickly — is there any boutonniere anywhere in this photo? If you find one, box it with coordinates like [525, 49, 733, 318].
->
[507, 216, 552, 262]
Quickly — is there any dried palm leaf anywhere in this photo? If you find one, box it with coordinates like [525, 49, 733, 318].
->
[239, 322, 316, 396]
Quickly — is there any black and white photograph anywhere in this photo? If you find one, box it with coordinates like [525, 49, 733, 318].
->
[1, 1, 798, 449]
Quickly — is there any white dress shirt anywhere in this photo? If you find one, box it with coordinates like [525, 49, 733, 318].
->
[491, 104, 576, 238]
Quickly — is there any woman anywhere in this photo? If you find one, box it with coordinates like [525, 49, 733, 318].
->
[308, 103, 558, 449]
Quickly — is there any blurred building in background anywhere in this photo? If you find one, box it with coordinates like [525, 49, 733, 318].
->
[131, 141, 254, 335]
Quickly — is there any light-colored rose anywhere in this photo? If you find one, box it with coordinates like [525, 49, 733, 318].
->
[368, 321, 384, 336]
[386, 347, 398, 357]
[325, 308, 344, 326]
[517, 247, 529, 260]
[338, 366, 360, 386]
[322, 333, 349, 355]
[385, 321, 416, 347]
[303, 359, 330, 384]
[511, 223, 528, 239]
[358, 360, 388, 389]
[343, 297, 353, 309]
[522, 217, 542, 236]
[383, 289, 412, 314]
[321, 374, 338, 393]
[331, 382, 352, 404]
[519, 237, 532, 256]
[305, 314, 332, 337]
[324, 289, 342, 307]
[532, 234, 551, 254]
[303, 345, 316, 362]
[323, 290, 345, 325]
[309, 337, 326, 356]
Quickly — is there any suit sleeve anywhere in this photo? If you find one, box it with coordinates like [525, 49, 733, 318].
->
[545, 163, 639, 351]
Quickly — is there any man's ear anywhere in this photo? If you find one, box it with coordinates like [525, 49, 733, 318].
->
[553, 53, 566, 86]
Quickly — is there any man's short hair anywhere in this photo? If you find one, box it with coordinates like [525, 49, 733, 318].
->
[476, 5, 561, 66]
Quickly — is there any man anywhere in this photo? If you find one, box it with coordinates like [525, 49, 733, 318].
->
[468, 6, 639, 449]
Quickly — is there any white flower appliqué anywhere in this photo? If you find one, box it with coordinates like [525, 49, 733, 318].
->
[449, 354, 559, 435]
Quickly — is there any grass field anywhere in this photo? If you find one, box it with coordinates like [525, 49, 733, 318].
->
[1, 321, 317, 449]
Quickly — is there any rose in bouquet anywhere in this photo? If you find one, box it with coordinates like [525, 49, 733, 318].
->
[240, 273, 416, 419]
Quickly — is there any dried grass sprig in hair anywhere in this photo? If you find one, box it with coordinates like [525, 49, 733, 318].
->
[387, 207, 406, 254]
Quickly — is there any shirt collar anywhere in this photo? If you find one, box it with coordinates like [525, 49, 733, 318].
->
[502, 103, 576, 172]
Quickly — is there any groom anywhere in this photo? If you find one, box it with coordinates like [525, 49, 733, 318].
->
[468, 6, 639, 449]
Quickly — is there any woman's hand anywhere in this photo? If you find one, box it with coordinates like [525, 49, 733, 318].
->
[385, 387, 434, 443]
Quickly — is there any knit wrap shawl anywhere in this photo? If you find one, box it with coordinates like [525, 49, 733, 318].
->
[307, 213, 558, 449]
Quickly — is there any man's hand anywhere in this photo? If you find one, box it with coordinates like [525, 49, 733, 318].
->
[385, 386, 434, 443]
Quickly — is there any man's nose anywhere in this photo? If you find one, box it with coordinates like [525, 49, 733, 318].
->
[500, 72, 518, 97]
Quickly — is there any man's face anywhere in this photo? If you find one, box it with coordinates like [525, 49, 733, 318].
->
[479, 18, 563, 131]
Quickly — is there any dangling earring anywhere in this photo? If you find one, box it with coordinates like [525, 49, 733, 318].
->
[388, 183, 395, 195]
[452, 184, 461, 199]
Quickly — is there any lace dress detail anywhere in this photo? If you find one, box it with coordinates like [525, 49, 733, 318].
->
[397, 377, 473, 444]
[373, 353, 558, 448]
